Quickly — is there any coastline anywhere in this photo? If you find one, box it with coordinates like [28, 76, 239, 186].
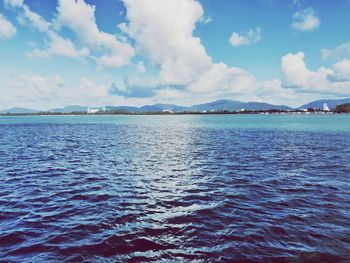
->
[0, 110, 342, 117]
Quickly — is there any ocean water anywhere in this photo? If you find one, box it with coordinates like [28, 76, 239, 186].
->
[0, 114, 350, 262]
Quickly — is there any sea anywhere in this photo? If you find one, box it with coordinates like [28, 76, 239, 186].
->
[0, 114, 350, 262]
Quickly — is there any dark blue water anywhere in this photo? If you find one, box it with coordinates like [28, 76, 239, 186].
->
[1, 115, 350, 262]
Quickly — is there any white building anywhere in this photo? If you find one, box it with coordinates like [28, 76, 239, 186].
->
[87, 106, 106, 114]
[323, 103, 330, 112]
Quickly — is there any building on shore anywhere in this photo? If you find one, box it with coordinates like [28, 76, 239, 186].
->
[323, 103, 330, 112]
[87, 106, 106, 114]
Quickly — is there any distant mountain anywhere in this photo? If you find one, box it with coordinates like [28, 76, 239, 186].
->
[49, 105, 87, 113]
[299, 98, 350, 110]
[188, 99, 292, 112]
[110, 101, 290, 112]
[7, 98, 350, 115]
[105, 106, 140, 112]
[139, 103, 187, 112]
[0, 107, 38, 114]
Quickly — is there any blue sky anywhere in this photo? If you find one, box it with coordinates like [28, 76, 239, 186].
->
[0, 0, 350, 110]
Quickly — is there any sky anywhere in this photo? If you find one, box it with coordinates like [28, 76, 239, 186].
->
[0, 0, 350, 110]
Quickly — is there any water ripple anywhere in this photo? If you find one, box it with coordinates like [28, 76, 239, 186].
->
[1, 116, 350, 262]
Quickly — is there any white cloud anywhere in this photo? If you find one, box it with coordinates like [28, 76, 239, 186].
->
[79, 78, 109, 98]
[121, 0, 266, 101]
[332, 59, 350, 81]
[256, 79, 301, 104]
[199, 16, 212, 25]
[20, 5, 51, 32]
[4, 0, 50, 32]
[2, 0, 349, 108]
[121, 0, 212, 85]
[121, 0, 330, 104]
[321, 42, 350, 60]
[282, 52, 332, 91]
[291, 7, 320, 31]
[56, 0, 134, 68]
[154, 88, 184, 100]
[229, 33, 249, 47]
[0, 14, 16, 39]
[26, 32, 89, 59]
[137, 61, 146, 73]
[3, 0, 23, 8]
[5, 0, 132, 67]
[30, 75, 64, 98]
[229, 27, 262, 47]
[4, 0, 92, 63]
[281, 52, 350, 96]
[0, 73, 120, 109]
[95, 55, 127, 69]
[0, 73, 64, 109]
[189, 63, 256, 96]
[5, 0, 135, 67]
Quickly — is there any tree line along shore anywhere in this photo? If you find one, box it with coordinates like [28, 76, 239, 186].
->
[1, 103, 350, 116]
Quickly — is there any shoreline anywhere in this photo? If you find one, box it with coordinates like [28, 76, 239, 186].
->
[0, 111, 346, 117]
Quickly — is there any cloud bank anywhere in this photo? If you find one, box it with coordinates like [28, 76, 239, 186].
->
[1, 0, 350, 110]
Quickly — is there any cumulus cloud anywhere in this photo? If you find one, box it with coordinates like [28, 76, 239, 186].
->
[282, 52, 332, 91]
[281, 52, 350, 96]
[3, 0, 349, 107]
[321, 42, 350, 60]
[0, 14, 16, 39]
[0, 73, 63, 109]
[79, 78, 109, 98]
[4, 0, 50, 32]
[26, 32, 89, 59]
[4, 0, 90, 63]
[229, 27, 262, 47]
[291, 7, 320, 31]
[19, 5, 51, 32]
[1, 73, 119, 109]
[120, 0, 263, 101]
[251, 79, 304, 105]
[56, 0, 135, 68]
[29, 75, 64, 98]
[120, 0, 342, 103]
[120, 0, 212, 85]
[4, 0, 135, 68]
[332, 59, 350, 81]
[189, 63, 256, 96]
[5, 0, 131, 67]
